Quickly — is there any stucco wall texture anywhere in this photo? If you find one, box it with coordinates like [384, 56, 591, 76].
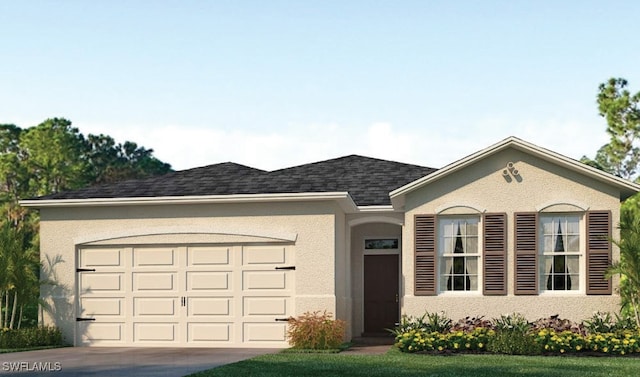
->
[39, 201, 341, 344]
[402, 149, 623, 322]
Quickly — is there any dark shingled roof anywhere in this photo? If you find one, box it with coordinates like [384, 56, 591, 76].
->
[35, 155, 436, 206]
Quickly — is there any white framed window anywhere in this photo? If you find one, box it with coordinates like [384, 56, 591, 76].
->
[438, 217, 480, 292]
[539, 215, 582, 292]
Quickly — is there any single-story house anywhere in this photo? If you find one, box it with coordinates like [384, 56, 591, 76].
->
[21, 136, 640, 348]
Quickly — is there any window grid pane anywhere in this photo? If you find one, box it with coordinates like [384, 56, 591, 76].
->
[439, 217, 479, 292]
[540, 215, 581, 292]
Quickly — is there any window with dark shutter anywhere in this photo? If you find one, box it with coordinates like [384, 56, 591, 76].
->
[483, 213, 507, 295]
[587, 211, 612, 295]
[415, 215, 436, 296]
[515, 212, 538, 295]
[439, 217, 479, 291]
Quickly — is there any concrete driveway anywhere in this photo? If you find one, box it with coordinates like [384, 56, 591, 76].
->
[0, 347, 279, 376]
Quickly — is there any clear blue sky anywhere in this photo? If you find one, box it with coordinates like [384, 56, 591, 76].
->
[2, 1, 639, 170]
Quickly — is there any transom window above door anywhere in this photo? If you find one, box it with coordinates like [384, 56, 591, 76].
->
[364, 238, 399, 250]
[439, 217, 480, 292]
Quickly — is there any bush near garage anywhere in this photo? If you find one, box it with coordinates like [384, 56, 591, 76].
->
[286, 311, 346, 350]
[0, 326, 63, 349]
[392, 311, 640, 356]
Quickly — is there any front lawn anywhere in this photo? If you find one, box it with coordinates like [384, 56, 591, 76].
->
[187, 348, 640, 377]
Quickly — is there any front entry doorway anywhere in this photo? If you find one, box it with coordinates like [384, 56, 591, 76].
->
[363, 254, 399, 335]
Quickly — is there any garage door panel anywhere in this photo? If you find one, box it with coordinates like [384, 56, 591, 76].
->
[188, 297, 232, 316]
[80, 248, 122, 267]
[80, 298, 123, 316]
[243, 323, 288, 342]
[80, 273, 122, 292]
[133, 297, 177, 316]
[187, 247, 230, 266]
[243, 271, 288, 290]
[133, 272, 176, 291]
[243, 297, 288, 316]
[133, 248, 176, 267]
[243, 246, 286, 265]
[134, 323, 178, 342]
[81, 322, 124, 343]
[187, 271, 230, 290]
[187, 323, 232, 342]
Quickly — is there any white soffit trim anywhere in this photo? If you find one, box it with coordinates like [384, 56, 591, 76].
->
[390, 136, 640, 201]
[20, 192, 359, 212]
[356, 205, 397, 212]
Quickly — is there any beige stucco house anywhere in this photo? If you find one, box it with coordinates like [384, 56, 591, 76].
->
[21, 137, 640, 348]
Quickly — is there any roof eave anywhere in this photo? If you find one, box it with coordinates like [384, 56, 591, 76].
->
[20, 192, 360, 212]
[356, 205, 398, 212]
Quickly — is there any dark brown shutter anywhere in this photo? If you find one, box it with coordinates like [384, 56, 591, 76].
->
[587, 211, 612, 295]
[483, 213, 507, 295]
[514, 212, 538, 295]
[415, 215, 437, 296]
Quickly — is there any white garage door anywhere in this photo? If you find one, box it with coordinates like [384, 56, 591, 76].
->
[76, 245, 295, 347]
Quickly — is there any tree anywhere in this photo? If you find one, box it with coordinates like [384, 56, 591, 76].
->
[0, 125, 29, 226]
[85, 135, 172, 184]
[587, 78, 640, 181]
[608, 206, 640, 327]
[19, 118, 90, 196]
[0, 222, 38, 329]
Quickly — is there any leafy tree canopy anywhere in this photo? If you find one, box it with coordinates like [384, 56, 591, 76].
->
[0, 118, 172, 227]
[582, 78, 640, 181]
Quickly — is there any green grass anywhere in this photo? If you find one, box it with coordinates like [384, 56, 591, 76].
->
[187, 348, 640, 377]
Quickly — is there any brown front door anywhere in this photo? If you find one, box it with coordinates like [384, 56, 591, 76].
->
[363, 254, 399, 335]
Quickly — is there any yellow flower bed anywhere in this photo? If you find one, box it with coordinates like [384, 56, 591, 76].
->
[534, 329, 640, 355]
[395, 328, 493, 353]
[396, 327, 640, 355]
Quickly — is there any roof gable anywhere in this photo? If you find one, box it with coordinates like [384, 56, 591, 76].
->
[390, 136, 640, 207]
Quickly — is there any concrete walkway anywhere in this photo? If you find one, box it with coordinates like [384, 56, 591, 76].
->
[340, 344, 393, 355]
[341, 337, 395, 355]
[0, 347, 279, 377]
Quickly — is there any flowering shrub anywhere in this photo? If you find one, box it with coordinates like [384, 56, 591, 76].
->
[535, 329, 587, 354]
[585, 331, 640, 355]
[393, 312, 640, 356]
[394, 327, 493, 353]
